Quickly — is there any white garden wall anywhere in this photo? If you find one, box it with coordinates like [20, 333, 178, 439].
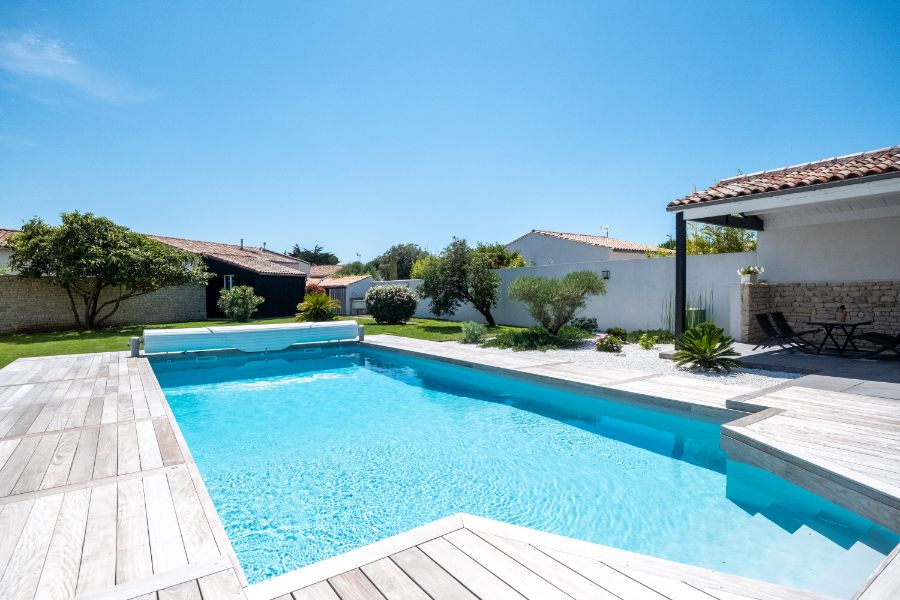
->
[375, 251, 756, 336]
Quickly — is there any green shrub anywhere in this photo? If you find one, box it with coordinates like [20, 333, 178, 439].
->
[596, 335, 623, 353]
[638, 333, 658, 350]
[606, 326, 627, 339]
[460, 321, 487, 344]
[217, 286, 264, 321]
[295, 292, 339, 322]
[485, 326, 589, 352]
[674, 322, 741, 372]
[570, 317, 598, 332]
[365, 285, 418, 324]
[508, 271, 606, 335]
[626, 329, 675, 344]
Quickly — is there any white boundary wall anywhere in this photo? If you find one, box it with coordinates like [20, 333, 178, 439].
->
[364, 252, 755, 336]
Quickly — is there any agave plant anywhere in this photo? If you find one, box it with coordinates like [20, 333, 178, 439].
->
[295, 292, 340, 322]
[674, 322, 741, 372]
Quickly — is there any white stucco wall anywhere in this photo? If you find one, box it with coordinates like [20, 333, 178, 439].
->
[400, 251, 755, 335]
[505, 233, 613, 266]
[757, 216, 900, 283]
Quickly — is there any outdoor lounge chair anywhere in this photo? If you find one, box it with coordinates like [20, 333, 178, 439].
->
[771, 312, 820, 351]
[855, 331, 900, 358]
[753, 313, 800, 351]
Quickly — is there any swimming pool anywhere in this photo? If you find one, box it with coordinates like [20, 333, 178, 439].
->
[152, 345, 898, 597]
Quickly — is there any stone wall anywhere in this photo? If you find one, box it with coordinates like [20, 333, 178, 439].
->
[740, 280, 900, 343]
[0, 276, 206, 334]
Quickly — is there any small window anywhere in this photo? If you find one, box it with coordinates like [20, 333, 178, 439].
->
[224, 275, 235, 290]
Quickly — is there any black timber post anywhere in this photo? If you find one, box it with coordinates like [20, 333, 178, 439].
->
[675, 211, 687, 335]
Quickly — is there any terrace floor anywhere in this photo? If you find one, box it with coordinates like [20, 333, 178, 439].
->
[0, 341, 898, 599]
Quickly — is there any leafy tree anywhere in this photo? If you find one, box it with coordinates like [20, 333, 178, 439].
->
[657, 238, 677, 250]
[217, 286, 264, 321]
[507, 271, 606, 335]
[288, 244, 339, 265]
[371, 243, 429, 280]
[417, 238, 501, 326]
[473, 243, 526, 269]
[410, 255, 439, 280]
[335, 260, 378, 278]
[9, 212, 211, 330]
[687, 224, 756, 254]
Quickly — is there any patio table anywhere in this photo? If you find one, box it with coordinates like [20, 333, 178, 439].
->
[806, 319, 873, 355]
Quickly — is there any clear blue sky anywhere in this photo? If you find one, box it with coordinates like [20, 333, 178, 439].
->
[2, 1, 898, 261]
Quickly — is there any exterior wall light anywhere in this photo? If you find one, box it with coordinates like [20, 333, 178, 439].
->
[602, 270, 610, 280]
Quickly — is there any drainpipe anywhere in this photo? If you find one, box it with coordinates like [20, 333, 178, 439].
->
[675, 212, 687, 335]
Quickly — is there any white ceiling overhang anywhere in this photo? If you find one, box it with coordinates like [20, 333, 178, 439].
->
[668, 173, 900, 229]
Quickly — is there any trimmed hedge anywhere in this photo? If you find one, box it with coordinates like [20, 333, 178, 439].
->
[365, 285, 417, 324]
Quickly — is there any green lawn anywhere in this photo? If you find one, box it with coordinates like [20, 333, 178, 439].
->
[0, 316, 522, 369]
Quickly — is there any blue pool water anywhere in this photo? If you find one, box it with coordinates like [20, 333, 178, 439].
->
[152, 347, 898, 597]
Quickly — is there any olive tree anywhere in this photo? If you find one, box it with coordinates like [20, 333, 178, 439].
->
[507, 271, 606, 335]
[416, 239, 500, 326]
[9, 212, 211, 329]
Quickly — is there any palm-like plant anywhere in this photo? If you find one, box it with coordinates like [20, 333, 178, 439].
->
[674, 322, 741, 372]
[295, 292, 340, 322]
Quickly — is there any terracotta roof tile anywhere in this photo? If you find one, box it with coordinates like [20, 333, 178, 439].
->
[1, 228, 309, 276]
[310, 264, 342, 278]
[517, 230, 674, 254]
[148, 235, 307, 276]
[0, 229, 18, 247]
[669, 145, 900, 209]
[318, 275, 371, 287]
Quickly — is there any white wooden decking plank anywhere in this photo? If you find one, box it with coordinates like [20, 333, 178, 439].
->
[144, 472, 189, 573]
[137, 420, 164, 471]
[418, 537, 524, 600]
[0, 498, 35, 580]
[390, 547, 478, 600]
[118, 393, 135, 423]
[196, 568, 246, 600]
[12, 430, 62, 495]
[291, 581, 341, 600]
[41, 428, 81, 490]
[117, 478, 153, 584]
[153, 419, 184, 466]
[473, 531, 618, 600]
[0, 437, 20, 472]
[328, 569, 387, 600]
[117, 422, 141, 475]
[94, 423, 118, 479]
[34, 487, 91, 600]
[68, 426, 101, 485]
[540, 548, 669, 600]
[360, 557, 430, 600]
[101, 393, 119, 425]
[0, 493, 65, 599]
[158, 579, 203, 600]
[84, 397, 104, 427]
[444, 528, 572, 600]
[167, 467, 220, 563]
[77, 482, 118, 595]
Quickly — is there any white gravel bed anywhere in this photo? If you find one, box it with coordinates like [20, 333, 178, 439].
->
[447, 339, 800, 389]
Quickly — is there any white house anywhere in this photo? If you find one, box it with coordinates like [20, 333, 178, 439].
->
[506, 229, 673, 266]
[667, 145, 900, 341]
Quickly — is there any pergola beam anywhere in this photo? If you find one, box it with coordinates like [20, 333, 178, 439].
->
[692, 213, 764, 231]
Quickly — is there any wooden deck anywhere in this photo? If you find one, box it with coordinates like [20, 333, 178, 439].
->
[0, 353, 245, 600]
[2, 343, 899, 599]
[724, 386, 900, 533]
[245, 514, 830, 600]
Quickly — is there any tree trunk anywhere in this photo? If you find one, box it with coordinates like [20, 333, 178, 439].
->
[64, 287, 84, 329]
[476, 306, 496, 327]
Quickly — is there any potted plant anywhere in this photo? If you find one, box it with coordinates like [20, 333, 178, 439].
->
[738, 265, 764, 284]
[835, 304, 848, 322]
